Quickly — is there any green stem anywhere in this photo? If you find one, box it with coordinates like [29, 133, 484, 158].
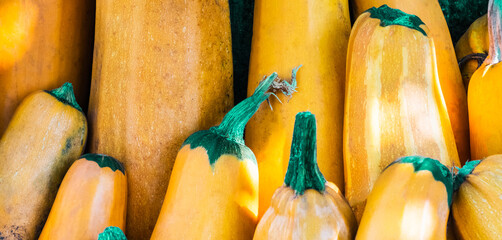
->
[487, 0, 502, 63]
[81, 153, 125, 174]
[211, 67, 299, 144]
[284, 112, 326, 195]
[45, 82, 83, 112]
[365, 4, 427, 36]
[453, 160, 481, 192]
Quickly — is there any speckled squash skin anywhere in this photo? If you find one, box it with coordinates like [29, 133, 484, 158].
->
[350, 0, 470, 164]
[253, 112, 357, 240]
[452, 155, 502, 240]
[39, 154, 127, 240]
[0, 84, 87, 239]
[344, 6, 460, 221]
[0, 0, 94, 136]
[356, 156, 453, 240]
[88, 1, 233, 239]
[246, 0, 351, 219]
[455, 15, 489, 88]
[468, 0, 502, 160]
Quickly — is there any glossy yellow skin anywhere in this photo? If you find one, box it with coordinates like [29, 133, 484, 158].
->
[39, 159, 127, 240]
[150, 145, 258, 240]
[88, 1, 233, 238]
[455, 15, 489, 88]
[0, 0, 94, 135]
[0, 91, 87, 239]
[350, 0, 469, 165]
[253, 182, 357, 240]
[0, 0, 38, 70]
[452, 155, 502, 239]
[246, 0, 351, 218]
[468, 59, 502, 159]
[356, 163, 450, 240]
[344, 13, 460, 221]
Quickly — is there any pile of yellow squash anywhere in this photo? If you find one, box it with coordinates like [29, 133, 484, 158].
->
[0, 0, 501, 239]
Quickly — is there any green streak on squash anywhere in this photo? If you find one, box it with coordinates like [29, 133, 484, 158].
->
[182, 67, 299, 166]
[97, 226, 127, 240]
[45, 82, 83, 112]
[453, 160, 481, 192]
[81, 153, 125, 175]
[365, 4, 427, 37]
[284, 112, 326, 195]
[389, 156, 454, 205]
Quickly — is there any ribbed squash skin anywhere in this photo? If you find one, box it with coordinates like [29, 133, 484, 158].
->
[39, 155, 127, 240]
[455, 15, 489, 87]
[253, 112, 357, 240]
[468, 0, 502, 160]
[344, 8, 460, 221]
[246, 0, 351, 218]
[88, 1, 233, 238]
[0, 88, 87, 239]
[452, 155, 502, 239]
[356, 157, 452, 240]
[0, 0, 94, 136]
[350, 0, 469, 164]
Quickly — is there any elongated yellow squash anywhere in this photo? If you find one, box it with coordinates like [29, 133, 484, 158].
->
[0, 83, 87, 239]
[246, 0, 351, 218]
[0, 0, 94, 136]
[88, 1, 234, 238]
[344, 5, 460, 221]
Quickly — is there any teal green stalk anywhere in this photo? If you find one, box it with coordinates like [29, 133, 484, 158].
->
[81, 153, 125, 174]
[45, 82, 83, 112]
[365, 5, 427, 37]
[453, 160, 481, 192]
[183, 67, 299, 166]
[97, 226, 127, 240]
[284, 112, 326, 195]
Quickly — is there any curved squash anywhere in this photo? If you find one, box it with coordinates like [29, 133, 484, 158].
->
[150, 73, 295, 240]
[356, 156, 453, 240]
[39, 154, 127, 240]
[246, 0, 351, 218]
[0, 83, 87, 239]
[0, 0, 94, 136]
[452, 155, 502, 239]
[88, 0, 233, 238]
[253, 112, 357, 240]
[468, 0, 502, 160]
[350, 0, 470, 164]
[455, 15, 489, 88]
[344, 5, 460, 221]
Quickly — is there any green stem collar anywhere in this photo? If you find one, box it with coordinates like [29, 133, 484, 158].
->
[365, 4, 427, 36]
[45, 82, 83, 112]
[81, 153, 125, 174]
[453, 160, 481, 192]
[284, 112, 326, 195]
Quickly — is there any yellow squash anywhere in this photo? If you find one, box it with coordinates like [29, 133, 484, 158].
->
[39, 154, 127, 240]
[0, 0, 94, 136]
[0, 83, 87, 239]
[350, 0, 470, 164]
[452, 155, 502, 239]
[150, 72, 296, 240]
[88, 0, 234, 238]
[468, 0, 502, 160]
[253, 112, 357, 240]
[356, 156, 453, 240]
[455, 14, 489, 88]
[246, 0, 351, 218]
[344, 5, 460, 221]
